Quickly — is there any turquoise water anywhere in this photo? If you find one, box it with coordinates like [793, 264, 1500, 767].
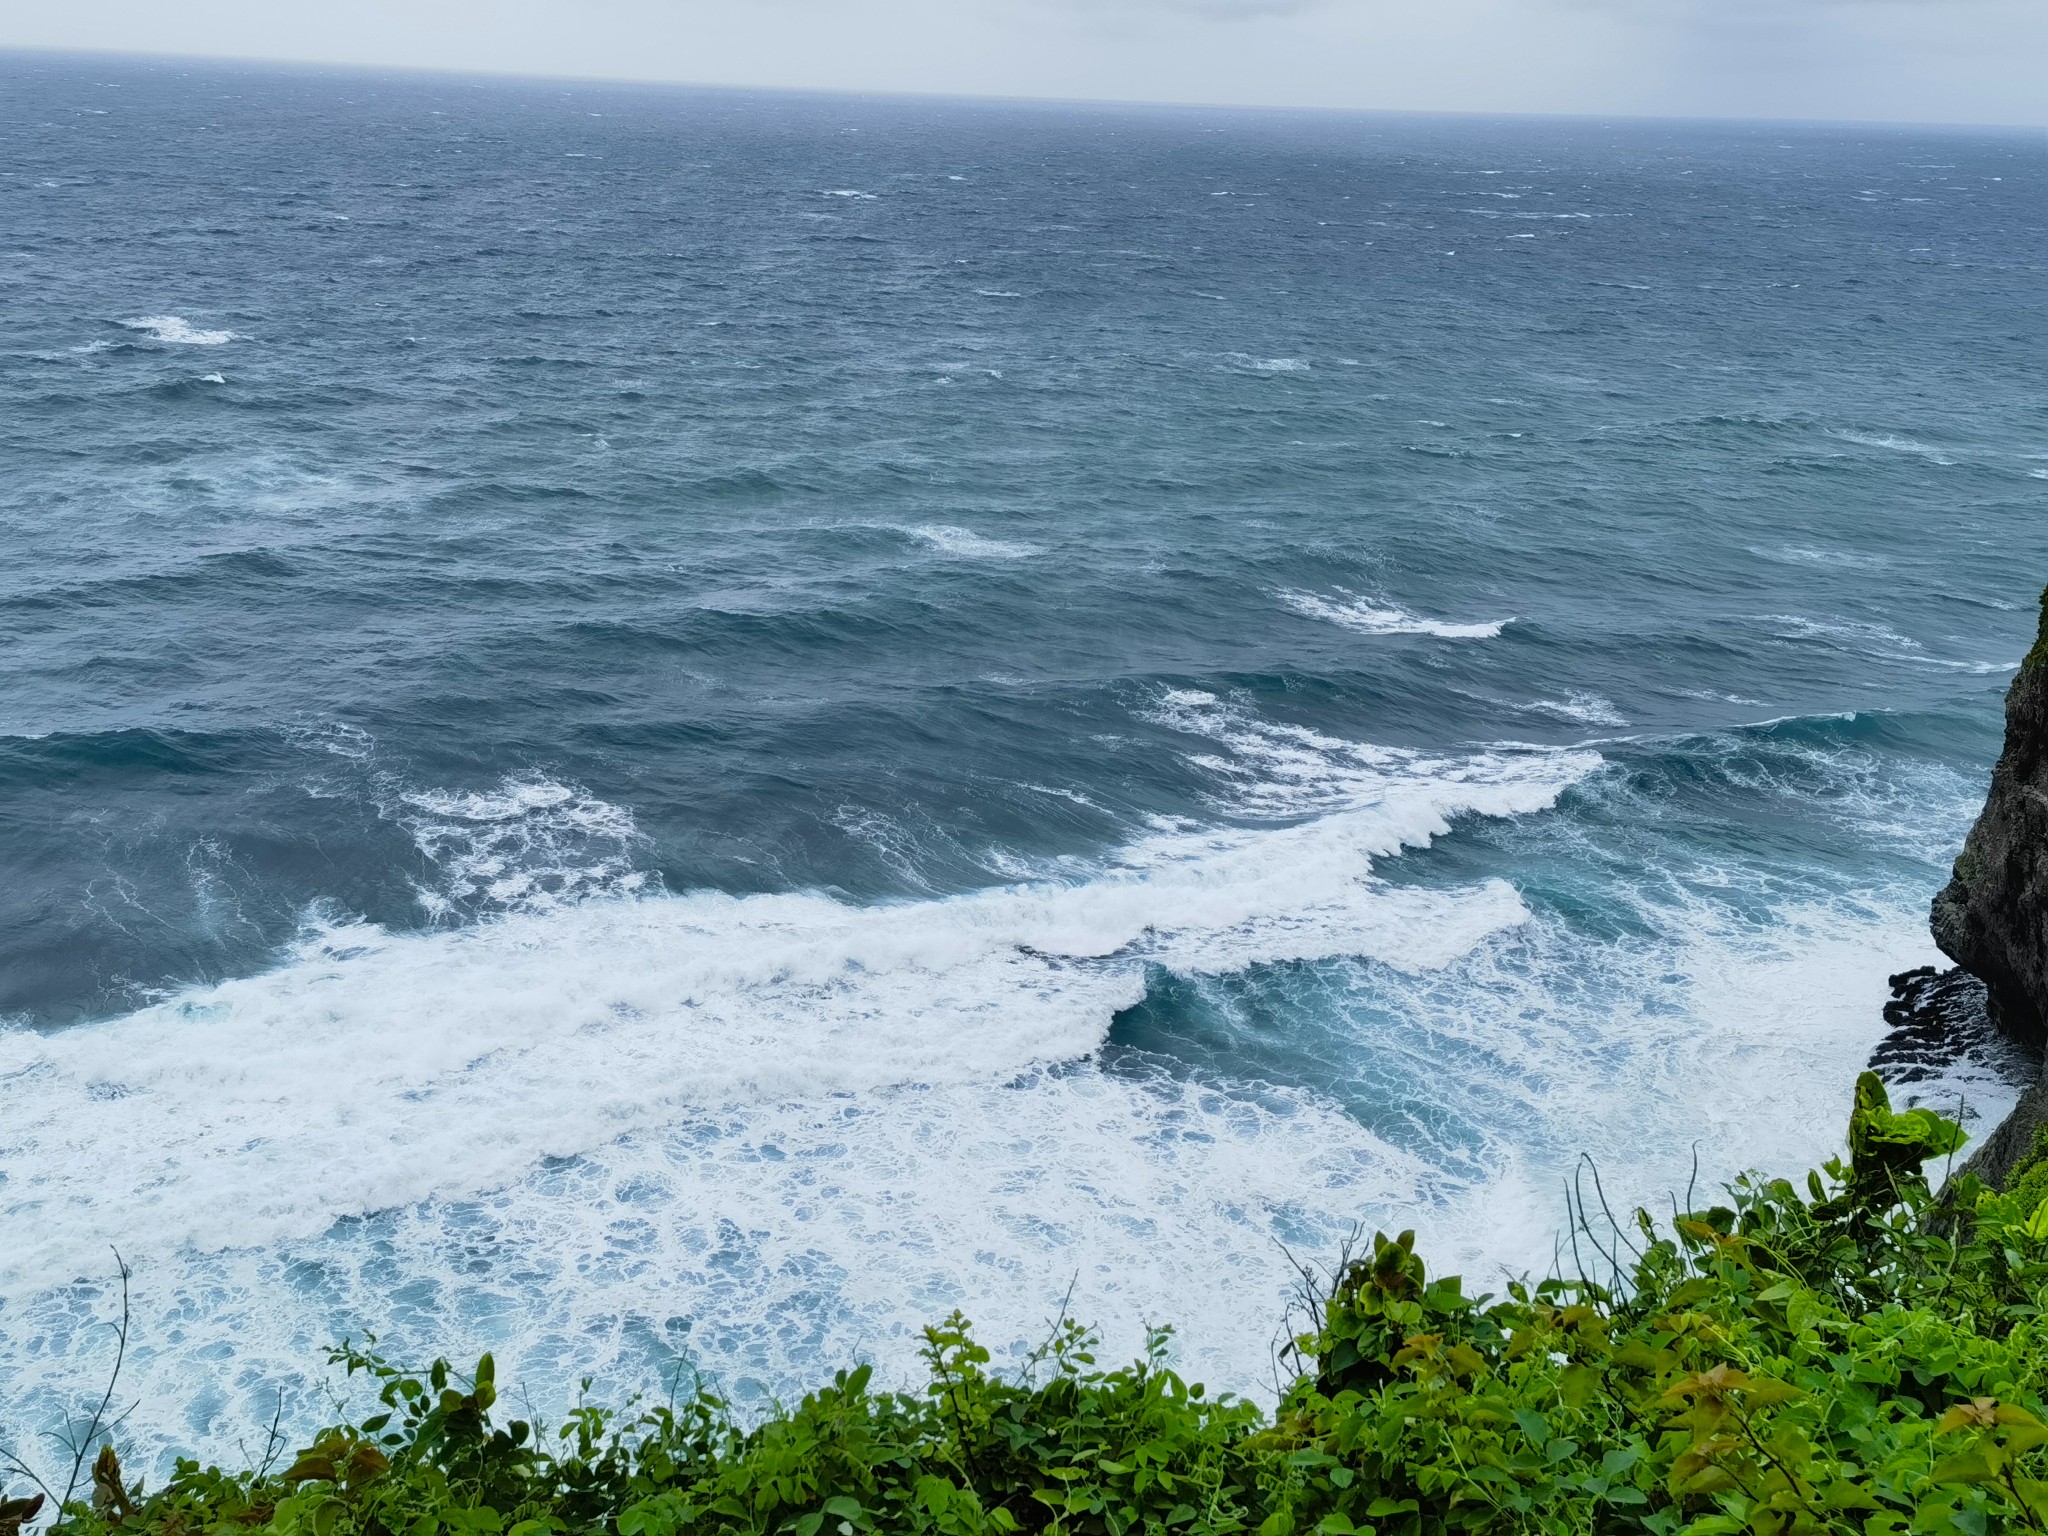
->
[1, 54, 2043, 1462]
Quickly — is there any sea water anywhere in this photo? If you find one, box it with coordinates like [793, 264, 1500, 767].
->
[1, 54, 2043, 1466]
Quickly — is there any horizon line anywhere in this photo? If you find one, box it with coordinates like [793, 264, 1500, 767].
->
[6, 42, 2044, 135]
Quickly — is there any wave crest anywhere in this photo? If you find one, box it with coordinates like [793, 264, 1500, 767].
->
[0, 707, 1595, 1291]
[1283, 589, 1509, 639]
[121, 315, 236, 345]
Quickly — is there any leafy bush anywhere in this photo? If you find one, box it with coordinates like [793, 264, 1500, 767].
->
[16, 1073, 2048, 1535]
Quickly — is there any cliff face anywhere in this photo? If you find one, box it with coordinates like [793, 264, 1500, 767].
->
[1935, 586, 2048, 1186]
[1933, 587, 2048, 1043]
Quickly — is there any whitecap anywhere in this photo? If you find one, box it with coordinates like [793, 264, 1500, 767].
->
[1827, 428, 1956, 465]
[396, 774, 651, 920]
[0, 748, 1972, 1474]
[1764, 613, 1920, 650]
[820, 189, 877, 199]
[122, 314, 236, 345]
[1224, 354, 1309, 373]
[8, 700, 1990, 1480]
[0, 716, 1595, 1300]
[1750, 544, 1889, 570]
[1146, 688, 1595, 831]
[1760, 614, 2008, 673]
[1282, 589, 1508, 640]
[904, 524, 1039, 560]
[1518, 691, 1628, 728]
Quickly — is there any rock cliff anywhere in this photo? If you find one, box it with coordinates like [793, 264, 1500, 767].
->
[1934, 585, 2048, 1186]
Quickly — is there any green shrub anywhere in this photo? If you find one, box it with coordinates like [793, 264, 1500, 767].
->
[16, 1072, 2048, 1535]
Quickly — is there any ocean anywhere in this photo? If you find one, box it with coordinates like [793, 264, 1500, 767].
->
[1, 52, 2043, 1467]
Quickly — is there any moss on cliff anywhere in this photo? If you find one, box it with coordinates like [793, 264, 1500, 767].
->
[2026, 584, 2048, 677]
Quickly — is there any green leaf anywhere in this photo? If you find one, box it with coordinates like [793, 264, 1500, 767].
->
[1601, 1446, 1642, 1478]
[1930, 1452, 1994, 1486]
[1559, 1364, 1599, 1408]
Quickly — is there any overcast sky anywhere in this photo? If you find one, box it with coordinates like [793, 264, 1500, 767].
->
[5, 0, 2044, 126]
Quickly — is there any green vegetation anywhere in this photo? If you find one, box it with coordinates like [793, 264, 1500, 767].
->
[2024, 585, 2048, 677]
[16, 1073, 2048, 1536]
[2001, 1128, 2048, 1220]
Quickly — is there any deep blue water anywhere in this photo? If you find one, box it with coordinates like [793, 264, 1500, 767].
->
[2, 53, 2044, 1462]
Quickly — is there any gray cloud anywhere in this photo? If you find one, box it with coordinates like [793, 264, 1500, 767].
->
[1084, 0, 1330, 17]
[3, 0, 2040, 124]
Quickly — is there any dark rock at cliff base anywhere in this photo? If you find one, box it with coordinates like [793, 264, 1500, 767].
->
[1870, 967, 2035, 1181]
[1869, 965, 2030, 1090]
[1935, 586, 2048, 1188]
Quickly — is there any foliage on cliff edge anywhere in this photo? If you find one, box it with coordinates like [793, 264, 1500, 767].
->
[15, 1073, 2048, 1536]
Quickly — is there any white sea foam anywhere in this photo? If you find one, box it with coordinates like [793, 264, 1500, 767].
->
[0, 712, 1593, 1297]
[1751, 544, 1889, 570]
[1828, 428, 1956, 465]
[821, 189, 877, 200]
[122, 315, 237, 345]
[0, 846, 1956, 1470]
[3, 1064, 1441, 1449]
[1761, 613, 2005, 672]
[0, 702, 1987, 1477]
[398, 775, 651, 918]
[1, 710, 1984, 1476]
[1224, 355, 1309, 373]
[285, 719, 376, 761]
[1766, 613, 1917, 648]
[1149, 688, 1594, 828]
[1519, 692, 1628, 728]
[905, 524, 1039, 560]
[1283, 589, 1508, 640]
